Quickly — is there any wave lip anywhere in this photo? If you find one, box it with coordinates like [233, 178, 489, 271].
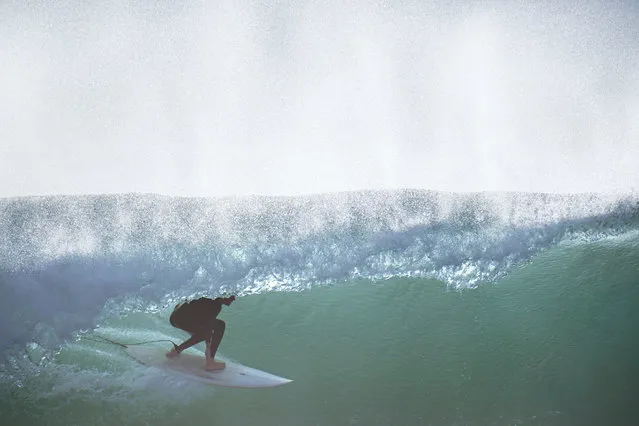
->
[1, 190, 634, 266]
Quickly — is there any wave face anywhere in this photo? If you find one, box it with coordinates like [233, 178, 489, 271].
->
[0, 191, 636, 356]
[1, 191, 638, 425]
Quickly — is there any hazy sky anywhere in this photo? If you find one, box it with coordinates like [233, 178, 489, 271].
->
[1, 0, 638, 197]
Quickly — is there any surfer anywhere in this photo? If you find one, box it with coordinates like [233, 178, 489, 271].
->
[166, 295, 236, 370]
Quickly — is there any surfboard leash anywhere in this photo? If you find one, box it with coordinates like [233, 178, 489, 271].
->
[83, 334, 179, 349]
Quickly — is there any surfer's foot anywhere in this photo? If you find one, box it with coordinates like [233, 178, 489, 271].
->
[166, 348, 180, 358]
[204, 360, 226, 371]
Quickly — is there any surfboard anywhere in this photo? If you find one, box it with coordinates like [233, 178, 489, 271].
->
[125, 344, 292, 388]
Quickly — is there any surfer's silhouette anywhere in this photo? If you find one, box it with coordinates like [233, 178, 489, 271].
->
[166, 295, 235, 370]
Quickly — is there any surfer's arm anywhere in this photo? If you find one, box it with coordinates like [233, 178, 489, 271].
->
[214, 295, 235, 306]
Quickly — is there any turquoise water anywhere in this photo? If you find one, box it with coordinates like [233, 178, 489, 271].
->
[1, 192, 638, 425]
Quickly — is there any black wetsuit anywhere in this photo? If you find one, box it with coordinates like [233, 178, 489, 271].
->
[170, 297, 223, 333]
[169, 297, 226, 355]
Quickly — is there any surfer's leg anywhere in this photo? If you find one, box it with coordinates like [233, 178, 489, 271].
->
[207, 319, 225, 359]
[204, 319, 226, 370]
[177, 334, 207, 352]
[166, 333, 208, 358]
[167, 303, 211, 358]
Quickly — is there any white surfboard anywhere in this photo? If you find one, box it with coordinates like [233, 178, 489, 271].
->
[125, 344, 292, 388]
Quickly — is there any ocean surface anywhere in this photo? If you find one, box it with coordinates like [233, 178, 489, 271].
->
[0, 190, 638, 426]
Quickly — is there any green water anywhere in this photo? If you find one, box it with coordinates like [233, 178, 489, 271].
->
[3, 234, 639, 426]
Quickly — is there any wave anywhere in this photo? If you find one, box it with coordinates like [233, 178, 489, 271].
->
[1, 190, 637, 363]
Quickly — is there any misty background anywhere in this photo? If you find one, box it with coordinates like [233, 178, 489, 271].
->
[1, 0, 638, 197]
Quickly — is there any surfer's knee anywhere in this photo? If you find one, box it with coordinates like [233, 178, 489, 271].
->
[214, 319, 225, 334]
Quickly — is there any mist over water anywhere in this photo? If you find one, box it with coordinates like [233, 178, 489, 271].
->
[2, 0, 638, 197]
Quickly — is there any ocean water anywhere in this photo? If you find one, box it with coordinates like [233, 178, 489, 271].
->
[1, 191, 638, 426]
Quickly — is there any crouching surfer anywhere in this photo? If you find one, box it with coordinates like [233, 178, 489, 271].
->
[166, 295, 236, 370]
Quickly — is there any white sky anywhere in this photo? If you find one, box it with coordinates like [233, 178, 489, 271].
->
[1, 0, 638, 197]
